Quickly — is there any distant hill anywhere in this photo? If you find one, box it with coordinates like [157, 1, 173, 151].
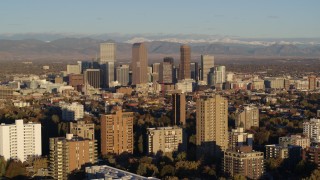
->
[0, 37, 320, 62]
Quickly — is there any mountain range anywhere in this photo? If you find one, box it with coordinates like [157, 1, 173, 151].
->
[0, 33, 320, 62]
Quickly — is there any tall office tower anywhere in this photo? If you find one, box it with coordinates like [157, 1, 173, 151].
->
[147, 126, 184, 154]
[308, 75, 317, 90]
[179, 45, 191, 80]
[190, 62, 199, 81]
[159, 62, 173, 83]
[68, 74, 84, 88]
[228, 127, 253, 150]
[172, 93, 186, 125]
[66, 64, 81, 75]
[201, 55, 214, 84]
[60, 102, 84, 121]
[101, 109, 134, 155]
[0, 119, 41, 162]
[196, 94, 228, 157]
[214, 66, 226, 84]
[303, 118, 320, 143]
[116, 65, 129, 86]
[236, 105, 259, 130]
[223, 146, 264, 179]
[69, 121, 95, 140]
[132, 43, 148, 85]
[100, 42, 116, 64]
[100, 62, 115, 88]
[49, 134, 97, 180]
[84, 69, 101, 88]
[152, 63, 160, 74]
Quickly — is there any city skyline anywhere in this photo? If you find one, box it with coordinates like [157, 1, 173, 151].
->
[1, 0, 320, 38]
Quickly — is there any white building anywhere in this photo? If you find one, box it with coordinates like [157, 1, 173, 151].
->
[303, 118, 320, 143]
[175, 79, 195, 93]
[67, 64, 81, 75]
[0, 119, 42, 162]
[60, 102, 84, 121]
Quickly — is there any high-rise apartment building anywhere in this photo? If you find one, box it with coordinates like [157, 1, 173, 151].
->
[49, 134, 97, 180]
[69, 121, 95, 140]
[201, 55, 214, 84]
[159, 62, 173, 83]
[116, 65, 129, 86]
[236, 105, 259, 130]
[101, 109, 134, 155]
[303, 118, 320, 143]
[172, 93, 186, 125]
[223, 146, 264, 179]
[84, 69, 101, 89]
[0, 119, 42, 162]
[228, 127, 253, 150]
[100, 42, 116, 64]
[179, 45, 191, 80]
[132, 43, 148, 85]
[308, 75, 317, 90]
[147, 126, 184, 154]
[60, 102, 84, 121]
[279, 135, 310, 149]
[196, 94, 228, 157]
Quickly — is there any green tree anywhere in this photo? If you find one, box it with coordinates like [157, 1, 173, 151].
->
[233, 174, 246, 180]
[0, 156, 6, 176]
[160, 165, 175, 177]
[137, 164, 147, 175]
[5, 160, 26, 178]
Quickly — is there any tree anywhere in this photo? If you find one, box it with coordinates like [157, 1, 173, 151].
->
[0, 156, 6, 177]
[138, 135, 144, 154]
[308, 169, 320, 180]
[51, 114, 60, 124]
[5, 160, 26, 178]
[160, 165, 175, 177]
[233, 174, 246, 180]
[137, 164, 147, 175]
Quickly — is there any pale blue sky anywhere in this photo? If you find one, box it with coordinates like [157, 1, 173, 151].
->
[1, 0, 319, 38]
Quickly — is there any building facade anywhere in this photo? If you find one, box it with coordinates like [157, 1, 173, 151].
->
[0, 119, 42, 162]
[172, 92, 186, 125]
[101, 110, 134, 155]
[84, 69, 101, 89]
[236, 105, 259, 130]
[303, 118, 320, 143]
[132, 43, 148, 85]
[60, 102, 84, 121]
[228, 127, 253, 150]
[201, 55, 214, 84]
[179, 45, 191, 80]
[116, 65, 129, 86]
[69, 121, 95, 140]
[100, 42, 116, 64]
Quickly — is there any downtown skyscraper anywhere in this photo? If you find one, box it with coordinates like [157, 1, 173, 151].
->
[131, 43, 148, 85]
[179, 45, 191, 80]
[100, 42, 116, 88]
[201, 55, 214, 84]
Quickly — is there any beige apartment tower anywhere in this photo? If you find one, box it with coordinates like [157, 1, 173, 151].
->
[132, 43, 148, 85]
[179, 45, 191, 80]
[201, 55, 214, 84]
[196, 94, 228, 157]
[69, 121, 95, 140]
[49, 134, 97, 180]
[101, 110, 134, 155]
[147, 126, 184, 154]
[100, 42, 116, 64]
[236, 105, 259, 130]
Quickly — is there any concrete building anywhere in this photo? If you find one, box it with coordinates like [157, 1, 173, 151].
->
[172, 92, 186, 125]
[252, 79, 265, 90]
[0, 119, 42, 162]
[116, 65, 129, 86]
[308, 75, 317, 90]
[60, 102, 84, 121]
[236, 105, 259, 130]
[190, 62, 199, 81]
[265, 144, 288, 159]
[228, 127, 253, 150]
[179, 45, 191, 80]
[214, 66, 226, 84]
[49, 134, 97, 180]
[159, 62, 173, 84]
[147, 126, 184, 154]
[302, 145, 320, 169]
[0, 86, 14, 99]
[69, 121, 95, 140]
[84, 69, 101, 89]
[66, 64, 81, 75]
[201, 55, 214, 84]
[101, 109, 134, 155]
[223, 146, 264, 180]
[303, 118, 320, 143]
[264, 78, 285, 89]
[86, 165, 159, 180]
[279, 135, 310, 148]
[196, 94, 229, 157]
[68, 74, 84, 88]
[132, 43, 148, 85]
[175, 79, 195, 93]
[100, 42, 116, 64]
